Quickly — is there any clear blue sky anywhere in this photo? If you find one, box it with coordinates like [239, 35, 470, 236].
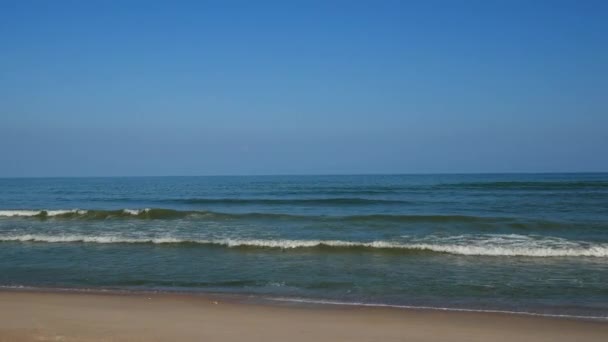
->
[1, 1, 607, 176]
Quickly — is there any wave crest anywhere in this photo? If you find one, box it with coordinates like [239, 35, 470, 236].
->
[0, 209, 515, 223]
[0, 234, 606, 257]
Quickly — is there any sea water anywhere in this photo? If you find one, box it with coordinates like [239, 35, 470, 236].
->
[0, 174, 606, 318]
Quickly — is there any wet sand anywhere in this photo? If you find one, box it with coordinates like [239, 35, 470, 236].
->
[0, 290, 606, 342]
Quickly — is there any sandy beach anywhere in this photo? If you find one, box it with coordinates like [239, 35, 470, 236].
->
[0, 290, 606, 342]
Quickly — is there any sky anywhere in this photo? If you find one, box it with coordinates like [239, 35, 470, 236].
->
[1, 0, 607, 176]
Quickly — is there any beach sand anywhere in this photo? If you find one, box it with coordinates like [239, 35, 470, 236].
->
[0, 290, 606, 342]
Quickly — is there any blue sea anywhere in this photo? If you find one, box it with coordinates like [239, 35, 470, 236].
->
[0, 174, 607, 318]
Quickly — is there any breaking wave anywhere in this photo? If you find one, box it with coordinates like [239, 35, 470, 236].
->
[0, 208, 198, 219]
[0, 208, 512, 223]
[0, 234, 606, 257]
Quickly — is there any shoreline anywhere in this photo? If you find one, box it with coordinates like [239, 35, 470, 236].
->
[1, 289, 607, 342]
[2, 285, 607, 322]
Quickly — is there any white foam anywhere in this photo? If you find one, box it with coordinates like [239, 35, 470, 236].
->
[0, 234, 606, 257]
[0, 209, 87, 217]
[122, 208, 151, 215]
[0, 210, 41, 217]
[0, 234, 183, 244]
[46, 209, 88, 216]
[212, 239, 371, 249]
[406, 243, 608, 257]
[405, 234, 608, 257]
[265, 297, 608, 321]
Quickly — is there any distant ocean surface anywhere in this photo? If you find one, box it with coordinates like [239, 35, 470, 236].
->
[1, 174, 607, 318]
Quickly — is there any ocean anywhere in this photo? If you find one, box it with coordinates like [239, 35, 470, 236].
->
[0, 174, 607, 319]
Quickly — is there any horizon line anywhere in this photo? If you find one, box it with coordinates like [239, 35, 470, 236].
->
[1, 171, 607, 179]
